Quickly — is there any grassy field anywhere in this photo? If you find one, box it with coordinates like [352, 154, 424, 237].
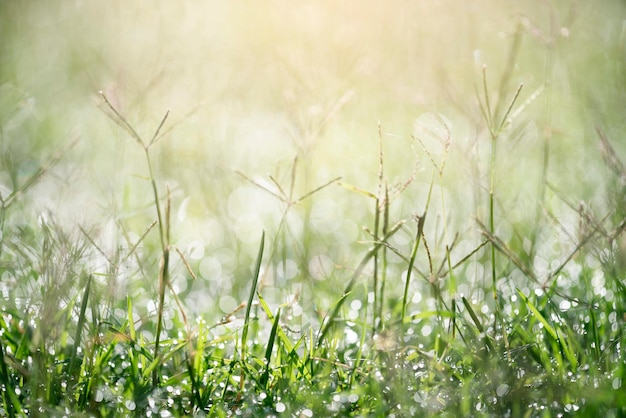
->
[1, 1, 625, 416]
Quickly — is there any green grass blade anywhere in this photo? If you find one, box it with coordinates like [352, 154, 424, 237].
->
[257, 294, 294, 353]
[590, 308, 601, 361]
[0, 332, 20, 417]
[401, 173, 434, 326]
[242, 230, 265, 357]
[316, 291, 352, 348]
[496, 83, 524, 134]
[462, 296, 484, 333]
[127, 295, 136, 341]
[462, 296, 494, 352]
[261, 308, 280, 388]
[409, 310, 455, 321]
[69, 274, 91, 377]
[482, 65, 494, 133]
[517, 289, 557, 341]
[557, 328, 578, 372]
[511, 324, 551, 371]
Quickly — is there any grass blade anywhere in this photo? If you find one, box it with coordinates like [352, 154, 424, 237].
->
[462, 296, 484, 333]
[402, 172, 434, 327]
[462, 296, 494, 352]
[557, 328, 578, 372]
[0, 330, 20, 417]
[69, 274, 92, 377]
[257, 294, 294, 353]
[517, 289, 557, 341]
[496, 83, 524, 134]
[260, 308, 280, 388]
[242, 230, 265, 357]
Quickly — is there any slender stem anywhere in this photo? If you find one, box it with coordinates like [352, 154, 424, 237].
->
[482, 65, 493, 134]
[378, 184, 389, 332]
[0, 332, 17, 418]
[372, 197, 380, 331]
[99, 94, 174, 386]
[401, 172, 434, 333]
[373, 122, 384, 331]
[489, 134, 497, 299]
[145, 147, 170, 387]
[146, 149, 166, 250]
[153, 245, 169, 386]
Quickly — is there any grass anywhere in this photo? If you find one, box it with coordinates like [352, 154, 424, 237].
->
[1, 1, 626, 417]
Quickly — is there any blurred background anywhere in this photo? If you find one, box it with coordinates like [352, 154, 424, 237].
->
[1, 0, 625, 328]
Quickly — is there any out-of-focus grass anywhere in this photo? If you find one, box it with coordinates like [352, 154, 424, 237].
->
[1, 0, 625, 416]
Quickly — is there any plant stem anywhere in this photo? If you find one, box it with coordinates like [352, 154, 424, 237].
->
[489, 134, 498, 306]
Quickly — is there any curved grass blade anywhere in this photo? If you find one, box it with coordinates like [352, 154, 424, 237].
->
[517, 289, 557, 341]
[257, 294, 294, 353]
[260, 308, 281, 389]
[69, 274, 92, 377]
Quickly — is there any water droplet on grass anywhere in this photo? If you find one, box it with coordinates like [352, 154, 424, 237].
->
[496, 384, 510, 397]
[613, 377, 622, 390]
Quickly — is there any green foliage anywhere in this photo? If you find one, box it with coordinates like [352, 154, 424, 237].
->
[1, 1, 626, 417]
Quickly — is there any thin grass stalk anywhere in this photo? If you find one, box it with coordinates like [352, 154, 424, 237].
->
[99, 94, 173, 387]
[99, 92, 171, 387]
[146, 150, 167, 249]
[482, 66, 493, 133]
[481, 67, 522, 355]
[377, 183, 390, 332]
[241, 230, 265, 359]
[496, 83, 524, 135]
[373, 122, 384, 331]
[445, 247, 456, 338]
[185, 354, 203, 410]
[152, 186, 171, 387]
[590, 309, 601, 361]
[436, 150, 456, 338]
[401, 220, 423, 331]
[489, 130, 498, 309]
[401, 173, 434, 331]
[372, 196, 380, 331]
[461, 296, 494, 352]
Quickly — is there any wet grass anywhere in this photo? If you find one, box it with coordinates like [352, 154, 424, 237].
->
[1, 1, 626, 417]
